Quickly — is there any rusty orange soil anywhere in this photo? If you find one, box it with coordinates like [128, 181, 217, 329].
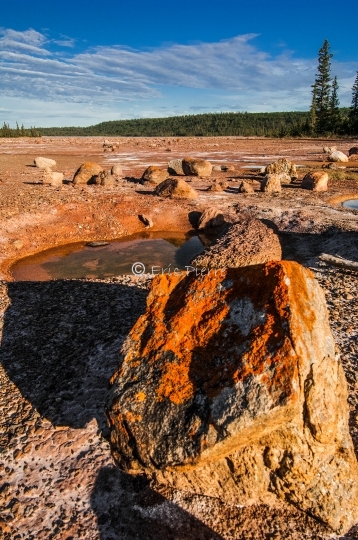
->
[0, 135, 358, 280]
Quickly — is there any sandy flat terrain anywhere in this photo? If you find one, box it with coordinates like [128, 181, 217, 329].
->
[0, 136, 358, 539]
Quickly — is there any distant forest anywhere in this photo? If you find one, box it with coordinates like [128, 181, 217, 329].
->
[0, 108, 355, 139]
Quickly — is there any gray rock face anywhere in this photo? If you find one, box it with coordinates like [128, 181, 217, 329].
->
[34, 157, 56, 170]
[106, 261, 358, 533]
[168, 159, 184, 175]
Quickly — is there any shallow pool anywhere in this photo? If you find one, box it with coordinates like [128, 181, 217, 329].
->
[11, 231, 206, 281]
[342, 199, 358, 210]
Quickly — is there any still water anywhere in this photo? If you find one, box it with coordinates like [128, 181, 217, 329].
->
[342, 199, 358, 210]
[11, 231, 206, 281]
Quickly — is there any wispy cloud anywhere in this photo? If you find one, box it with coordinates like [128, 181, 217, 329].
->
[0, 28, 357, 125]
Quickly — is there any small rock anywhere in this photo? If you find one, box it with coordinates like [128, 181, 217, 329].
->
[155, 178, 198, 199]
[12, 240, 23, 249]
[327, 150, 349, 163]
[111, 164, 123, 177]
[238, 180, 254, 193]
[182, 158, 212, 177]
[142, 166, 169, 185]
[261, 174, 282, 193]
[301, 171, 328, 192]
[43, 170, 64, 187]
[168, 159, 184, 175]
[34, 157, 56, 170]
[197, 209, 224, 230]
[73, 162, 104, 185]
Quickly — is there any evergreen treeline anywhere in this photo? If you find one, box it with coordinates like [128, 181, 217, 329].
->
[310, 40, 358, 136]
[38, 111, 316, 138]
[2, 39, 357, 139]
[0, 122, 41, 138]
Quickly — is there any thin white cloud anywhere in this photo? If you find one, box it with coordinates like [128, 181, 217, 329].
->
[0, 27, 357, 126]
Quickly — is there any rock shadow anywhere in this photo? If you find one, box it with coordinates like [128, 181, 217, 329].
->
[0, 280, 149, 430]
[90, 465, 224, 540]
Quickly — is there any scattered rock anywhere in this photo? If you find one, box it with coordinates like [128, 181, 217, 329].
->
[43, 170, 64, 187]
[155, 178, 198, 199]
[12, 240, 23, 249]
[327, 150, 349, 163]
[86, 241, 110, 247]
[261, 174, 282, 193]
[238, 180, 255, 193]
[265, 158, 297, 179]
[111, 164, 123, 177]
[192, 218, 281, 268]
[168, 159, 184, 175]
[212, 165, 222, 171]
[142, 166, 169, 185]
[207, 179, 228, 192]
[73, 162, 104, 185]
[349, 154, 358, 162]
[100, 173, 117, 187]
[139, 214, 153, 228]
[348, 146, 358, 156]
[34, 157, 56, 170]
[301, 171, 329, 192]
[182, 158, 212, 177]
[106, 260, 358, 533]
[323, 146, 337, 154]
[197, 209, 224, 230]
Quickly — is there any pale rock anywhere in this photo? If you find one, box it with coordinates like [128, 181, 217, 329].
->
[34, 157, 56, 170]
[328, 150, 349, 163]
[43, 170, 64, 187]
[168, 159, 185, 175]
[265, 158, 297, 180]
[111, 164, 123, 177]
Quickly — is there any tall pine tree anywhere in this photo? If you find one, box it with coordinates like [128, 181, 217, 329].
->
[310, 39, 333, 134]
[329, 75, 340, 132]
[349, 71, 358, 134]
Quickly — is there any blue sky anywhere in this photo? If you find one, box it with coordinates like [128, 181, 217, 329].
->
[1, 0, 357, 127]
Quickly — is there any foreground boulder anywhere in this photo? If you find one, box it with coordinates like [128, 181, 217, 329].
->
[34, 157, 56, 169]
[265, 158, 297, 179]
[192, 218, 281, 268]
[182, 158, 212, 177]
[142, 166, 169, 184]
[327, 150, 349, 163]
[73, 162, 103, 185]
[155, 178, 198, 199]
[301, 171, 328, 192]
[106, 261, 358, 533]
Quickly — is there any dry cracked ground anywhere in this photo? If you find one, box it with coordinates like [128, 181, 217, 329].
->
[0, 136, 358, 539]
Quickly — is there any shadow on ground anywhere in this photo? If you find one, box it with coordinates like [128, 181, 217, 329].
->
[91, 466, 224, 540]
[0, 280, 149, 431]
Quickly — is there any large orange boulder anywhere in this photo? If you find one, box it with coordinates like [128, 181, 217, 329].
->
[301, 171, 328, 192]
[106, 261, 358, 533]
[73, 162, 104, 185]
[142, 165, 169, 184]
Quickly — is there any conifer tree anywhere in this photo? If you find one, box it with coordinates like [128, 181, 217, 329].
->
[349, 71, 358, 134]
[329, 76, 340, 132]
[310, 39, 333, 134]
